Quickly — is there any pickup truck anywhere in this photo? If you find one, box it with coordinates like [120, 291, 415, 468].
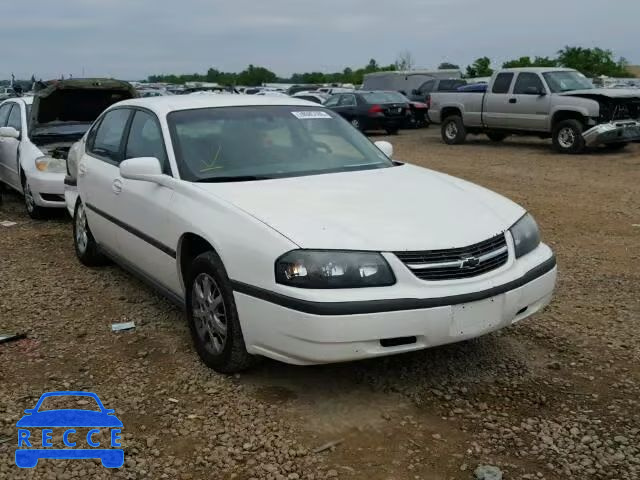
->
[428, 68, 640, 153]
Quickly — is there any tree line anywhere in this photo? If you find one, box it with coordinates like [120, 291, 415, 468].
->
[147, 47, 633, 87]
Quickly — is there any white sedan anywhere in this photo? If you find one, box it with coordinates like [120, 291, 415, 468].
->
[70, 95, 557, 373]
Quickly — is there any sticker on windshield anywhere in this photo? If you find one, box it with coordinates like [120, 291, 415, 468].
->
[291, 111, 332, 119]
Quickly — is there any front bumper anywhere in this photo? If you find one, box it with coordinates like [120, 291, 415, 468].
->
[234, 251, 557, 365]
[27, 170, 66, 208]
[583, 120, 640, 146]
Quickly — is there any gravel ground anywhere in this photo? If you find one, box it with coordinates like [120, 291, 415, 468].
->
[1, 128, 639, 480]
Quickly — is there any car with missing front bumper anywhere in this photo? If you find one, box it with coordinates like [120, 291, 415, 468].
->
[70, 95, 556, 373]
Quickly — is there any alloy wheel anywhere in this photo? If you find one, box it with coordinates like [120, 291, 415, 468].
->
[75, 203, 88, 254]
[192, 273, 228, 355]
[557, 127, 576, 149]
[24, 182, 35, 213]
[445, 121, 458, 140]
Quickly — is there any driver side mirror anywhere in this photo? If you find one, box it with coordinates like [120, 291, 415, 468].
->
[374, 141, 393, 158]
[0, 126, 20, 139]
[119, 157, 163, 182]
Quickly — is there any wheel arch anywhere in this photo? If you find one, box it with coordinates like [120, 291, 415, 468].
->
[551, 109, 588, 129]
[440, 106, 462, 122]
[176, 233, 218, 293]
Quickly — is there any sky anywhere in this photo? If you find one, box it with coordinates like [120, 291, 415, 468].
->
[1, 0, 637, 81]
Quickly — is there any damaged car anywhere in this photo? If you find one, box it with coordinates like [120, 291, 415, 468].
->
[428, 68, 640, 153]
[0, 79, 136, 218]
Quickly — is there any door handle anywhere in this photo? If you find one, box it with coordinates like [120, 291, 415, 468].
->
[509, 98, 517, 104]
[112, 179, 123, 195]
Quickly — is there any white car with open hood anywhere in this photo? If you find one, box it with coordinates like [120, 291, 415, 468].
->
[69, 95, 557, 373]
[0, 79, 136, 218]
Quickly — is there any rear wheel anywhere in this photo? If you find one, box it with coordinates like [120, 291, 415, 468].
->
[350, 118, 363, 131]
[186, 251, 256, 373]
[552, 119, 585, 154]
[441, 115, 466, 145]
[73, 200, 107, 266]
[487, 132, 508, 142]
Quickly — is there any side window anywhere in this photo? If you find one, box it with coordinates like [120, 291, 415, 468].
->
[339, 95, 356, 107]
[492, 73, 515, 94]
[125, 111, 169, 174]
[324, 95, 340, 107]
[513, 73, 545, 95]
[89, 109, 131, 163]
[418, 80, 435, 94]
[0, 104, 12, 126]
[7, 104, 22, 132]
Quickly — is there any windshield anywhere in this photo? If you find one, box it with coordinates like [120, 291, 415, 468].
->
[167, 106, 394, 182]
[543, 71, 594, 93]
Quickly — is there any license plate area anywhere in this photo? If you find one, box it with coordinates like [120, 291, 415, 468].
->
[450, 297, 503, 337]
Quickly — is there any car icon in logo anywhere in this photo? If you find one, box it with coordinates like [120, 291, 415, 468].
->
[15, 391, 124, 468]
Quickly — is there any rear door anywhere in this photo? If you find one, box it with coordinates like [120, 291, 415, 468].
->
[112, 109, 180, 294]
[482, 72, 515, 128]
[81, 108, 133, 252]
[506, 72, 551, 131]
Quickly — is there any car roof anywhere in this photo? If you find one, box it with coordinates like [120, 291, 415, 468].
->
[113, 94, 319, 116]
[500, 67, 576, 73]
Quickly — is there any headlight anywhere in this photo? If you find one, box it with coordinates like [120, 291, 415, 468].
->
[35, 156, 67, 173]
[509, 213, 540, 258]
[275, 250, 396, 288]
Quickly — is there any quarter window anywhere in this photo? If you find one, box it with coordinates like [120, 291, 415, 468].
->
[125, 111, 169, 173]
[0, 103, 12, 126]
[90, 109, 131, 163]
[492, 73, 514, 94]
[7, 104, 22, 132]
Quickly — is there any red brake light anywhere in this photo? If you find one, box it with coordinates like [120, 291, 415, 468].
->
[368, 104, 383, 114]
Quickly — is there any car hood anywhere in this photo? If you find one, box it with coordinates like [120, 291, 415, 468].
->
[30, 78, 137, 141]
[16, 410, 123, 427]
[559, 88, 640, 99]
[196, 164, 525, 251]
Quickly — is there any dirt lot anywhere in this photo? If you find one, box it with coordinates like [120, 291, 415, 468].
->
[1, 128, 639, 480]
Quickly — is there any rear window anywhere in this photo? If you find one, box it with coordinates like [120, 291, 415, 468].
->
[437, 80, 466, 91]
[492, 73, 514, 94]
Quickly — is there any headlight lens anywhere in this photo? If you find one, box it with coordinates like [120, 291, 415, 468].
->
[35, 156, 67, 173]
[275, 250, 396, 288]
[509, 213, 540, 258]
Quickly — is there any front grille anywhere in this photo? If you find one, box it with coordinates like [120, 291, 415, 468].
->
[394, 234, 508, 281]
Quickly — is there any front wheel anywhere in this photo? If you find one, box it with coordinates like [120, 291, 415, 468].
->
[73, 200, 107, 266]
[552, 119, 585, 154]
[23, 177, 49, 220]
[350, 118, 363, 131]
[441, 115, 467, 145]
[187, 251, 256, 373]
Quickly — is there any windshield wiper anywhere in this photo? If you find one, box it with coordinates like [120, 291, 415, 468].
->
[194, 175, 273, 183]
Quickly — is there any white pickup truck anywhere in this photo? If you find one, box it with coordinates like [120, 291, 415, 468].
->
[428, 67, 640, 153]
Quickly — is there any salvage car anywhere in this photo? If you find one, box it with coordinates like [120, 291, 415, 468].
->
[68, 95, 557, 373]
[428, 68, 640, 153]
[324, 91, 409, 134]
[0, 79, 136, 218]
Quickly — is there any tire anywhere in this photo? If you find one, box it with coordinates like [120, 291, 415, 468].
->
[552, 119, 585, 154]
[487, 132, 508, 142]
[73, 200, 107, 266]
[186, 251, 256, 373]
[441, 115, 467, 145]
[385, 127, 399, 135]
[22, 176, 49, 219]
[604, 142, 628, 151]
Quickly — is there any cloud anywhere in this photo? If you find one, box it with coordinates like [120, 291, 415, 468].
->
[0, 0, 636, 80]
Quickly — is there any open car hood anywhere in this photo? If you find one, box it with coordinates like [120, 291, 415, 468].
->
[29, 78, 137, 140]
